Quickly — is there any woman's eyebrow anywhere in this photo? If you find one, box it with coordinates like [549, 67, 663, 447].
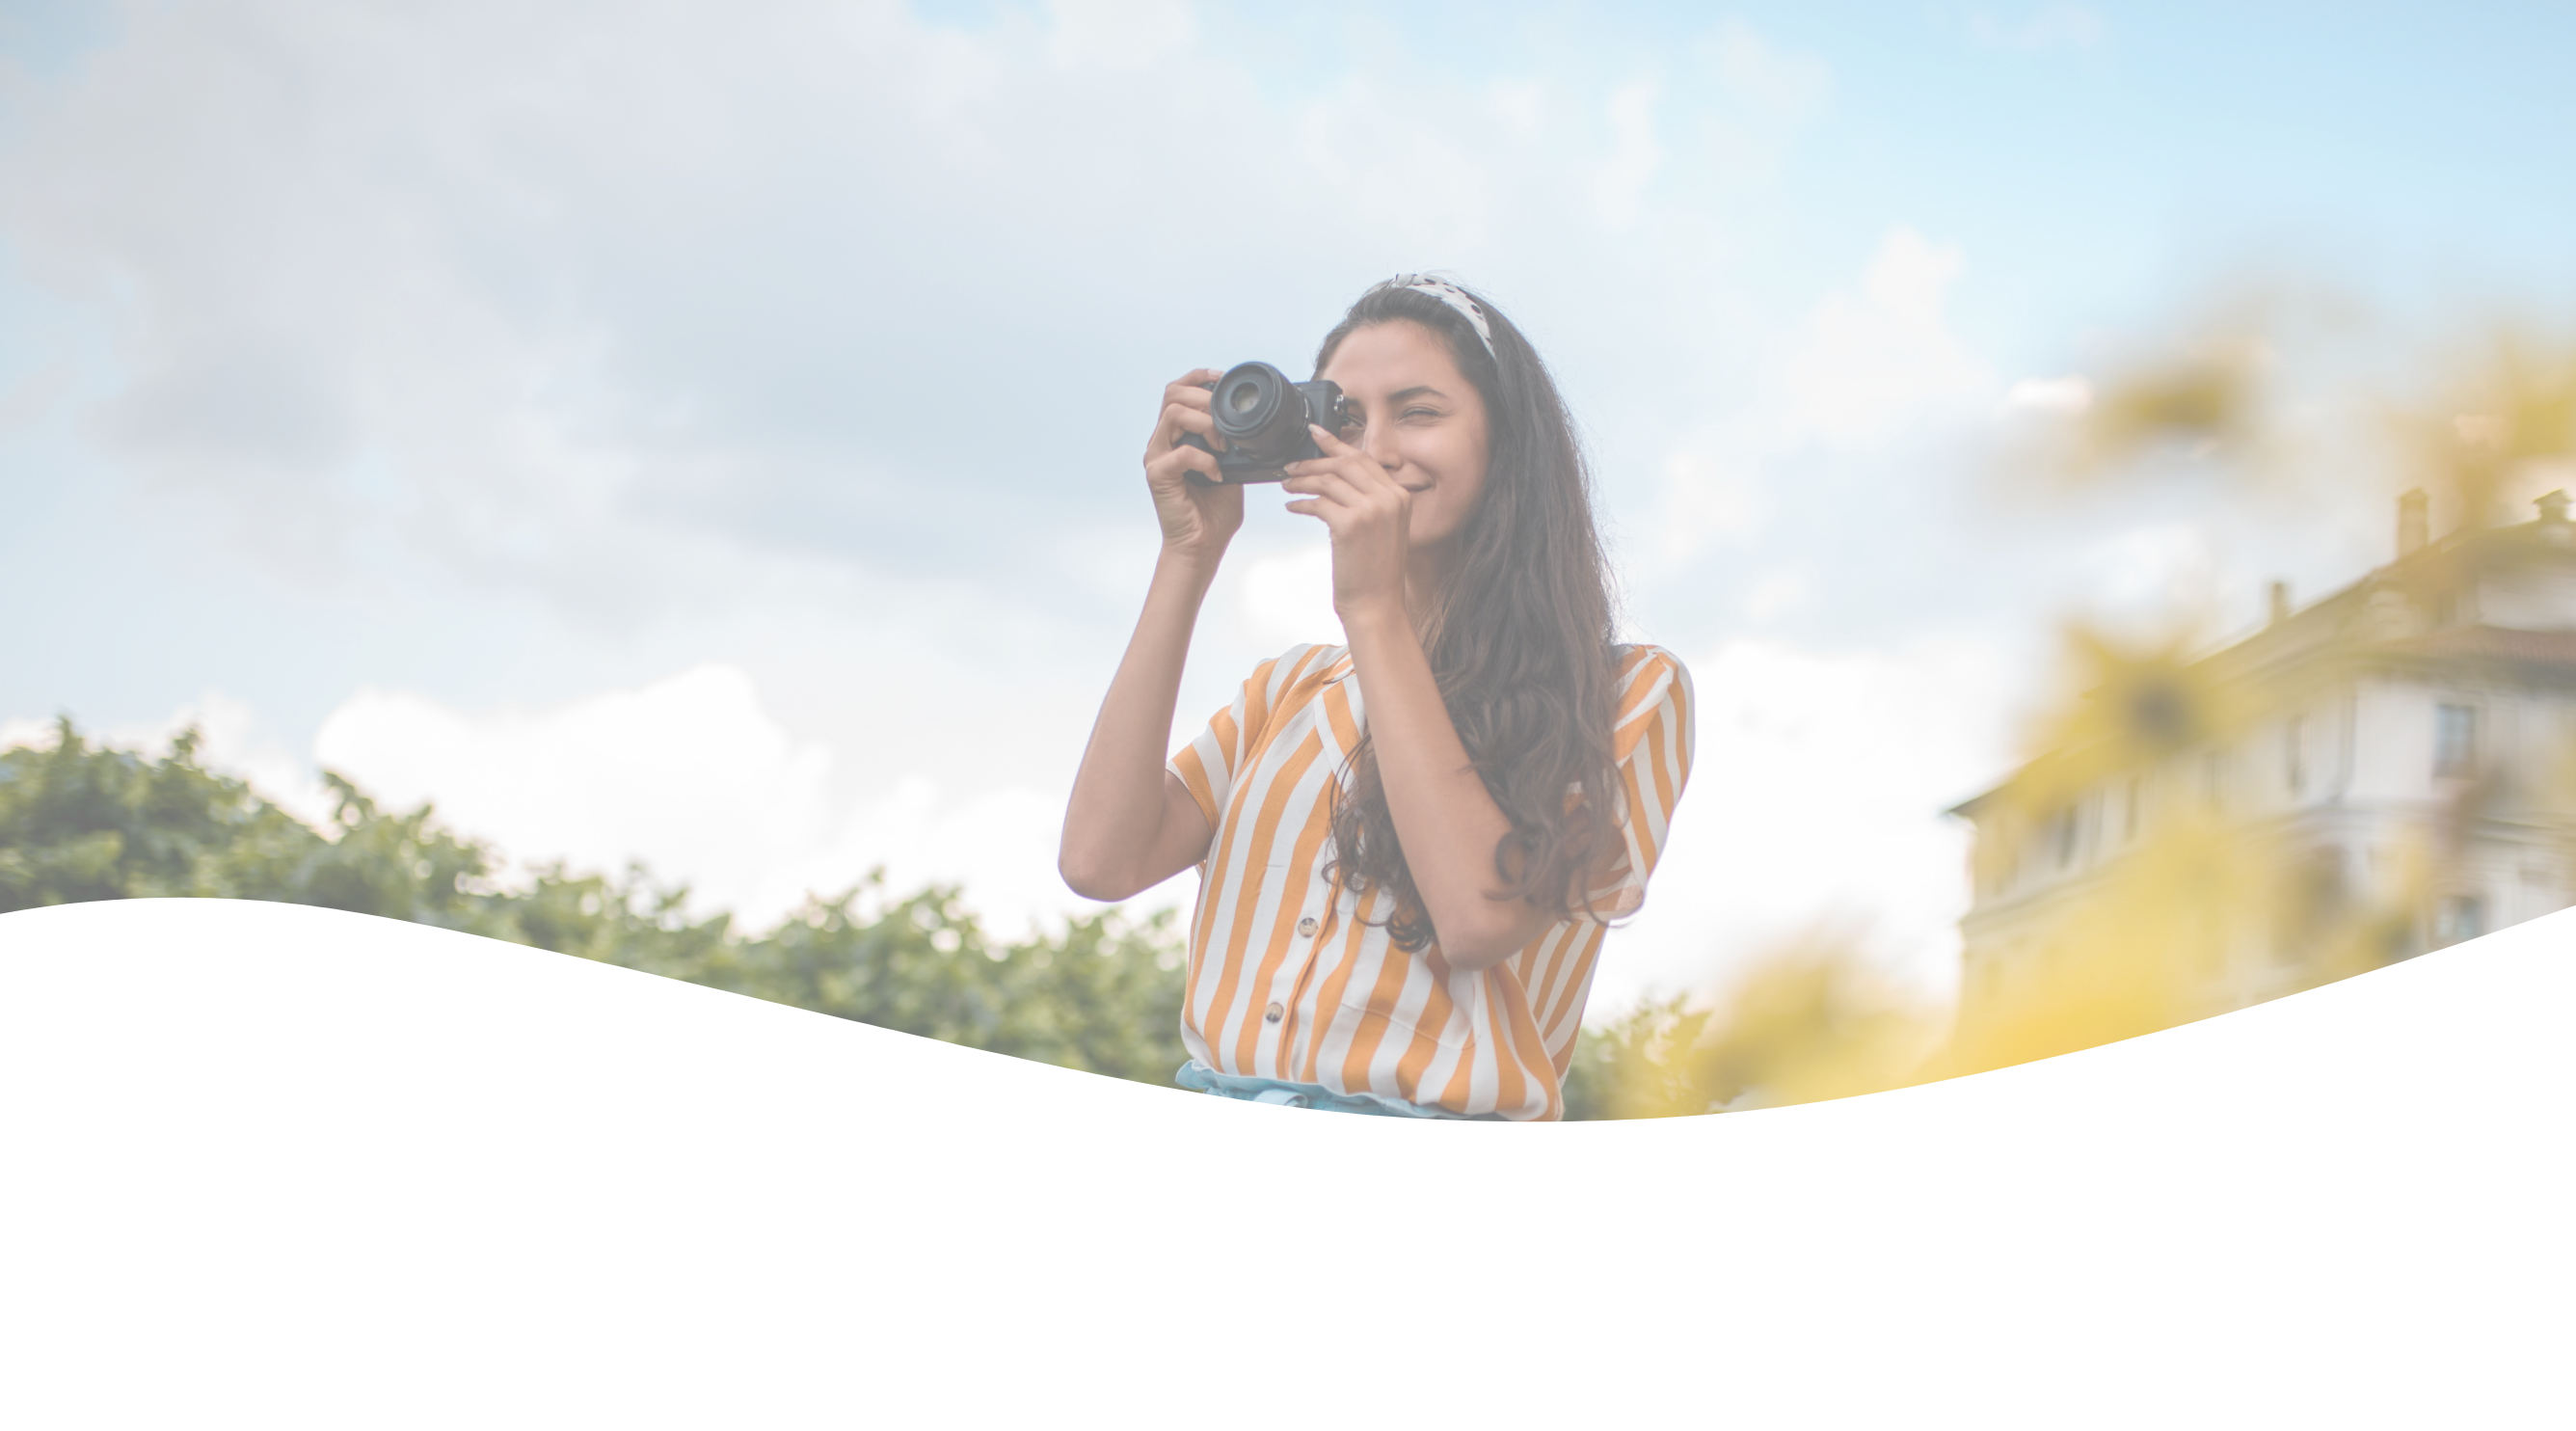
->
[1384, 385, 1447, 403]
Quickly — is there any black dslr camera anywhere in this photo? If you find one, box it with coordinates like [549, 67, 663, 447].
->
[1179, 361, 1355, 485]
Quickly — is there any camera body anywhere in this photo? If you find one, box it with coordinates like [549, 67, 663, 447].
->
[1179, 361, 1355, 484]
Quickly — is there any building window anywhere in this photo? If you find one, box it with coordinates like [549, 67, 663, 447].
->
[2434, 893, 2485, 947]
[2202, 750, 2227, 814]
[2052, 805, 2079, 870]
[2434, 703, 2479, 779]
[2284, 716, 2306, 796]
[2122, 777, 2142, 843]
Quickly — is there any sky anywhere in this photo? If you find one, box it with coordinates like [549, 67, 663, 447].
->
[4, 0, 2573, 1010]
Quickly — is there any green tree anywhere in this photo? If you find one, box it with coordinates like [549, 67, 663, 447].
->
[0, 719, 1186, 1088]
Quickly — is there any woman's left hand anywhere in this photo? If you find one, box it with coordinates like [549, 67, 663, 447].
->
[1281, 424, 1411, 627]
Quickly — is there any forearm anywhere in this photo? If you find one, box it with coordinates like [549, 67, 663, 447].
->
[1342, 608, 1547, 970]
[1060, 548, 1221, 899]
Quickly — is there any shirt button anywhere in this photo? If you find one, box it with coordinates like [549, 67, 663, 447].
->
[1297, 916, 1318, 936]
[1264, 1002, 1283, 1023]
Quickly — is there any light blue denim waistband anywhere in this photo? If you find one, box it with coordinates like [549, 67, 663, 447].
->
[1175, 1061, 1505, 1120]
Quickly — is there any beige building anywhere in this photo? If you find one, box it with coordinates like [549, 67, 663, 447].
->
[1951, 491, 2576, 1028]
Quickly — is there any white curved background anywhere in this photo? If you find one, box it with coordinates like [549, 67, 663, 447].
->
[1, 899, 2567, 1428]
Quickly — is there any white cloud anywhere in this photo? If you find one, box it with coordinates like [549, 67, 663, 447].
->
[0, 717, 59, 752]
[1597, 634, 2020, 1009]
[7, 665, 1167, 940]
[314, 666, 833, 912]
[1641, 226, 1996, 569]
[1639, 442, 1766, 569]
[769, 776, 1174, 943]
[307, 664, 1164, 938]
[0, 0, 1835, 616]
[2005, 375, 2094, 415]
[1235, 541, 1344, 650]
[2066, 523, 2222, 634]
[148, 689, 333, 827]
[1742, 570, 1809, 623]
[1773, 226, 1992, 449]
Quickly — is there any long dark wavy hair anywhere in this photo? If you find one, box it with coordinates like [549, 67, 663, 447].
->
[1315, 278, 1623, 952]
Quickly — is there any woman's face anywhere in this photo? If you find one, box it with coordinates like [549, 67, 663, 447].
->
[1319, 320, 1493, 552]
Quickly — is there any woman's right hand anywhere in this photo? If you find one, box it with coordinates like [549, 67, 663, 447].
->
[1143, 368, 1245, 564]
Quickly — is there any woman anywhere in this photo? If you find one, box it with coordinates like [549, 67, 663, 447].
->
[1059, 275, 1692, 1121]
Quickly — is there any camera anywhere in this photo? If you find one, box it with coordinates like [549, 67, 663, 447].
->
[1179, 361, 1355, 484]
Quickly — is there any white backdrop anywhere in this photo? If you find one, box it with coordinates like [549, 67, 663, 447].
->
[2, 898, 2568, 1427]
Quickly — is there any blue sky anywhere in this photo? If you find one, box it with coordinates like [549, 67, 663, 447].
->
[4, 0, 2571, 1004]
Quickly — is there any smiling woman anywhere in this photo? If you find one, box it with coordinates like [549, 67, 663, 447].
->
[1059, 276, 1694, 1121]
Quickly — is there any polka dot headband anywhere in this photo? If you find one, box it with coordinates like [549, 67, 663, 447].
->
[1383, 273, 1496, 357]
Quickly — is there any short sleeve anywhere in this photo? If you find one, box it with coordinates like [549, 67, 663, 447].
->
[1582, 646, 1695, 920]
[1167, 648, 1308, 838]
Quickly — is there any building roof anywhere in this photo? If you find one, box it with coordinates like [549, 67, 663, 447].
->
[1948, 499, 2576, 821]
[2377, 624, 2576, 665]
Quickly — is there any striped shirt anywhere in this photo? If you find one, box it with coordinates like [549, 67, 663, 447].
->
[1168, 642, 1694, 1121]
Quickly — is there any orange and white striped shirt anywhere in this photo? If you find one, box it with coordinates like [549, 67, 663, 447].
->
[1169, 642, 1693, 1121]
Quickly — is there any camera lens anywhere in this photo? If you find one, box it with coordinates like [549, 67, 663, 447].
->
[1207, 362, 1301, 464]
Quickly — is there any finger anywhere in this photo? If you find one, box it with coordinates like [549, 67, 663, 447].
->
[1283, 463, 1377, 506]
[1307, 422, 1360, 457]
[1306, 425, 1394, 490]
[1165, 375, 1219, 410]
[1279, 456, 1354, 482]
[1153, 376, 1219, 448]
[1150, 444, 1224, 486]
[1161, 400, 1220, 442]
[1277, 472, 1357, 509]
[1321, 463, 1406, 518]
[1281, 448, 1384, 479]
[1156, 407, 1228, 461]
[1303, 434, 1405, 494]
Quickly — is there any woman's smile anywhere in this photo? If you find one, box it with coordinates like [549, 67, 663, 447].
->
[1317, 319, 1493, 551]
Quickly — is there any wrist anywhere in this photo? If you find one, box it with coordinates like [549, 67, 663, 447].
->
[1155, 541, 1227, 589]
[1337, 601, 1413, 646]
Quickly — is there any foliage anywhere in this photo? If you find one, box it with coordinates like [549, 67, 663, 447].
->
[658, 882, 1189, 1086]
[0, 718, 1187, 1088]
[1562, 996, 1718, 1120]
[1945, 322, 2576, 1079]
[1564, 937, 1943, 1119]
[2398, 336, 2576, 527]
[1571, 320, 2576, 1120]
